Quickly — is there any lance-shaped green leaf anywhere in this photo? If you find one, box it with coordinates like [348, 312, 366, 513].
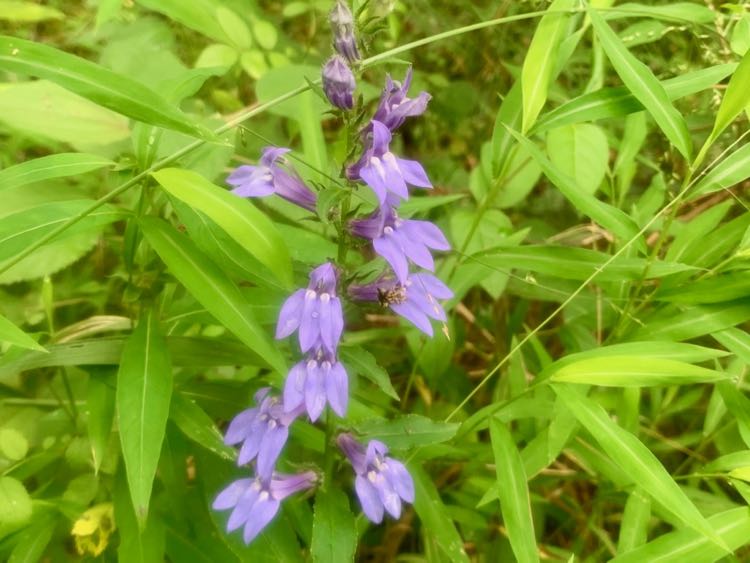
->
[169, 392, 236, 461]
[689, 143, 750, 199]
[617, 489, 651, 554]
[521, 0, 576, 132]
[152, 168, 293, 289]
[117, 311, 173, 526]
[0, 314, 46, 352]
[0, 35, 209, 139]
[490, 420, 540, 563]
[311, 487, 356, 563]
[588, 9, 692, 159]
[554, 384, 725, 550]
[353, 415, 458, 450]
[140, 217, 286, 375]
[508, 129, 644, 249]
[0, 153, 112, 191]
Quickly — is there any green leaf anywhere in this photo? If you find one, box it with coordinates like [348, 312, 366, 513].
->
[690, 143, 750, 199]
[8, 513, 56, 563]
[703, 48, 750, 151]
[169, 392, 236, 461]
[508, 129, 644, 248]
[0, 35, 209, 139]
[135, 0, 227, 43]
[0, 314, 45, 352]
[140, 217, 286, 375]
[216, 6, 252, 50]
[547, 124, 609, 194]
[0, 153, 112, 192]
[87, 368, 116, 474]
[0, 428, 28, 461]
[338, 345, 399, 400]
[609, 3, 716, 24]
[0, 476, 32, 526]
[311, 487, 356, 563]
[0, 1, 63, 22]
[152, 168, 293, 288]
[588, 9, 692, 159]
[533, 64, 736, 134]
[549, 356, 730, 386]
[117, 311, 173, 526]
[713, 327, 750, 365]
[633, 301, 750, 341]
[611, 507, 750, 563]
[489, 420, 540, 563]
[553, 385, 723, 549]
[617, 489, 651, 554]
[195, 44, 238, 70]
[521, 0, 576, 132]
[353, 415, 458, 450]
[657, 273, 750, 304]
[114, 468, 166, 562]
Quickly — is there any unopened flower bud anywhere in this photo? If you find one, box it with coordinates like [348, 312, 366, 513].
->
[329, 0, 360, 63]
[322, 55, 355, 110]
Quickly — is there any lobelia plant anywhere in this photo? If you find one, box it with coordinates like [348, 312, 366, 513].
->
[212, 0, 452, 545]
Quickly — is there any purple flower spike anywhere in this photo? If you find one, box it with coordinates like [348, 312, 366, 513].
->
[329, 0, 360, 63]
[323, 55, 355, 110]
[284, 347, 348, 421]
[213, 470, 317, 544]
[373, 67, 431, 132]
[227, 147, 317, 211]
[346, 121, 432, 204]
[349, 272, 453, 337]
[276, 263, 344, 354]
[224, 388, 302, 477]
[350, 202, 450, 283]
[337, 434, 414, 524]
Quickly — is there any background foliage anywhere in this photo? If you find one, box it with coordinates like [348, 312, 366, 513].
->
[1, 0, 750, 561]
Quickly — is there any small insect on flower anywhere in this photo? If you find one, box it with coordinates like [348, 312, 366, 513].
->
[322, 55, 356, 110]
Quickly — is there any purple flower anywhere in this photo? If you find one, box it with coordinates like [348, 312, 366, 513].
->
[284, 347, 348, 421]
[329, 0, 360, 63]
[372, 67, 430, 132]
[322, 55, 355, 110]
[348, 272, 452, 337]
[227, 147, 317, 211]
[350, 201, 450, 283]
[337, 434, 414, 523]
[224, 388, 302, 477]
[346, 121, 432, 204]
[276, 262, 344, 354]
[213, 470, 317, 544]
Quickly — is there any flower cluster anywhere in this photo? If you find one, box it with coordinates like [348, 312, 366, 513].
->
[214, 0, 454, 546]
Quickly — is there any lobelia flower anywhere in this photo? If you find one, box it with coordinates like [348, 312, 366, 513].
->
[329, 0, 360, 63]
[284, 345, 348, 421]
[348, 272, 453, 337]
[213, 470, 317, 544]
[350, 197, 450, 283]
[372, 67, 431, 132]
[224, 388, 302, 477]
[346, 120, 432, 204]
[322, 55, 356, 110]
[337, 433, 414, 523]
[227, 147, 317, 211]
[276, 262, 344, 354]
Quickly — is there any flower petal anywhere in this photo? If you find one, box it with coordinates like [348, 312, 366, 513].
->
[404, 219, 450, 251]
[396, 157, 432, 188]
[411, 273, 453, 300]
[227, 484, 260, 532]
[242, 495, 280, 544]
[359, 162, 388, 204]
[394, 229, 434, 272]
[391, 300, 433, 336]
[283, 361, 307, 413]
[304, 361, 326, 422]
[275, 289, 306, 339]
[224, 408, 257, 445]
[256, 425, 288, 478]
[355, 475, 385, 524]
[298, 291, 320, 352]
[387, 460, 415, 503]
[325, 361, 348, 417]
[213, 478, 253, 511]
[374, 235, 409, 283]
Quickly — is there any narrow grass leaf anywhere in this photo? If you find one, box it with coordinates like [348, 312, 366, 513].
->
[87, 368, 116, 474]
[489, 420, 540, 563]
[554, 384, 724, 548]
[117, 311, 173, 526]
[152, 168, 293, 288]
[689, 143, 750, 199]
[311, 487, 356, 563]
[0, 314, 45, 352]
[169, 393, 236, 461]
[140, 217, 286, 375]
[713, 327, 750, 365]
[0, 153, 112, 191]
[0, 35, 209, 139]
[617, 489, 651, 554]
[702, 48, 750, 152]
[633, 301, 750, 342]
[588, 9, 692, 159]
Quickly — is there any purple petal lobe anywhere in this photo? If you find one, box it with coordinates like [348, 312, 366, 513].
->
[242, 495, 280, 544]
[374, 235, 409, 284]
[391, 300, 433, 336]
[256, 425, 288, 478]
[325, 361, 348, 417]
[396, 158, 432, 188]
[275, 289, 305, 339]
[213, 478, 253, 511]
[355, 475, 385, 524]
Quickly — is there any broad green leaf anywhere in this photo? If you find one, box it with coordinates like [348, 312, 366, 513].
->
[533, 64, 736, 134]
[408, 463, 470, 563]
[310, 487, 356, 563]
[713, 327, 750, 365]
[521, 0, 576, 132]
[0, 476, 31, 526]
[338, 345, 399, 400]
[169, 393, 236, 461]
[152, 168, 293, 288]
[549, 357, 730, 387]
[547, 123, 609, 194]
[0, 1, 63, 22]
[474, 245, 692, 282]
[87, 368, 116, 474]
[0, 35, 209, 139]
[353, 415, 458, 450]
[114, 469, 166, 562]
[140, 217, 286, 375]
[0, 314, 45, 352]
[216, 6, 252, 50]
[633, 301, 750, 341]
[489, 420, 540, 563]
[554, 385, 722, 548]
[588, 9, 692, 159]
[117, 311, 173, 525]
[195, 43, 238, 70]
[508, 129, 644, 248]
[690, 143, 750, 199]
[8, 513, 56, 563]
[657, 273, 750, 304]
[0, 428, 27, 461]
[617, 489, 651, 554]
[135, 0, 227, 43]
[0, 153, 112, 192]
[611, 507, 750, 563]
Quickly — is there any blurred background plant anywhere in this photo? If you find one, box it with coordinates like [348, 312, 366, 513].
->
[1, 0, 750, 561]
